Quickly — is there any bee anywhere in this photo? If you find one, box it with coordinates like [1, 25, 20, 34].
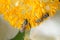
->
[20, 19, 31, 32]
[35, 13, 49, 24]
[43, 13, 49, 18]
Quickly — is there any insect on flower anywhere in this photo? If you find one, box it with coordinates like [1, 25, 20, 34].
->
[0, 0, 60, 31]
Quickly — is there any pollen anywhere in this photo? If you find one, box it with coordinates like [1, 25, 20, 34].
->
[0, 0, 60, 31]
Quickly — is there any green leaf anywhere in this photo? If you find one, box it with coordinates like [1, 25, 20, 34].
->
[11, 31, 25, 40]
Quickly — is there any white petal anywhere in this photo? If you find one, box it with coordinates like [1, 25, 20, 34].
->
[0, 15, 19, 40]
[30, 10, 60, 40]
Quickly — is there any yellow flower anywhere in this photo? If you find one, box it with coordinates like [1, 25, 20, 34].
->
[0, 0, 60, 31]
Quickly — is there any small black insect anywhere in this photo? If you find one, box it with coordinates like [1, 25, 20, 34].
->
[43, 13, 49, 18]
[23, 19, 28, 25]
[20, 19, 28, 32]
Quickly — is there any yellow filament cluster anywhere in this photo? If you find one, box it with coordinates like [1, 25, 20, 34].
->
[0, 0, 60, 31]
